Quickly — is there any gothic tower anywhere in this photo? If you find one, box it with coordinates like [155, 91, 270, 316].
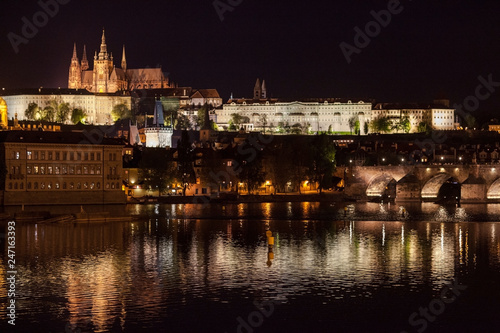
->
[253, 78, 262, 100]
[81, 45, 89, 71]
[68, 43, 82, 89]
[92, 29, 114, 93]
[121, 45, 127, 72]
[261, 79, 267, 99]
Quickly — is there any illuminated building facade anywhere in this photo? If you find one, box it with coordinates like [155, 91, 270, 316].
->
[145, 100, 173, 148]
[0, 131, 125, 205]
[69, 30, 172, 93]
[0, 88, 131, 125]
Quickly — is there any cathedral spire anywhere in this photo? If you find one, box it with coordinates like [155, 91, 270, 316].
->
[121, 45, 127, 71]
[99, 28, 108, 59]
[81, 45, 89, 71]
[72, 43, 78, 60]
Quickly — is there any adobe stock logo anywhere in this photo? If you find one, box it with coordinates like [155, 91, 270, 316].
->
[339, 0, 406, 64]
[7, 0, 71, 54]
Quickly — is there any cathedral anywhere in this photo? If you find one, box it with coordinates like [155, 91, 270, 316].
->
[68, 30, 172, 93]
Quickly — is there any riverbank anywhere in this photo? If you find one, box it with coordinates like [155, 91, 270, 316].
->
[134, 192, 347, 204]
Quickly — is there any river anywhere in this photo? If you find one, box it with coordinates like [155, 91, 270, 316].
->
[1, 202, 500, 332]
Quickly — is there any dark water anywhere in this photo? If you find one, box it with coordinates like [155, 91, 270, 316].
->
[2, 202, 500, 332]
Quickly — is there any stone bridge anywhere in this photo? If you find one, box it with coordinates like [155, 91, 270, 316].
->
[343, 165, 500, 203]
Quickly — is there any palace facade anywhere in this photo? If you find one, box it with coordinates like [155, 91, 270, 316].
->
[0, 131, 125, 205]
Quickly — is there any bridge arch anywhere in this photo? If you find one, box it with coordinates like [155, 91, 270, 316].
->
[487, 178, 500, 199]
[421, 173, 456, 200]
[366, 174, 396, 198]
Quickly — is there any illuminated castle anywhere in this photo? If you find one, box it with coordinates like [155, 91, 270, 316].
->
[68, 29, 172, 93]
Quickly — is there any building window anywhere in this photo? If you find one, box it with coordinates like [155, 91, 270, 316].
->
[48, 152, 52, 160]
[109, 153, 112, 161]
[96, 166, 101, 174]
[77, 183, 81, 189]
[27, 166, 32, 174]
[77, 152, 81, 161]
[8, 183, 12, 190]
[83, 166, 88, 174]
[70, 182, 74, 189]
[84, 182, 88, 189]
[62, 166, 67, 174]
[63, 182, 67, 189]
[111, 183, 115, 189]
[27, 182, 31, 190]
[70, 152, 74, 161]
[48, 166, 53, 174]
[15, 151, 20, 160]
[97, 153, 101, 161]
[90, 153, 95, 161]
[63, 152, 67, 160]
[97, 182, 101, 189]
[40, 182, 45, 189]
[41, 151, 45, 160]
[76, 166, 81, 174]
[55, 166, 60, 175]
[40, 166, 45, 175]
[90, 182, 95, 190]
[27, 151, 32, 160]
[90, 166, 95, 175]
[55, 152, 60, 160]
[20, 183, 23, 190]
[69, 166, 75, 174]
[55, 182, 60, 189]
[34, 182, 38, 189]
[34, 151, 38, 160]
[84, 153, 88, 161]
[47, 183, 52, 190]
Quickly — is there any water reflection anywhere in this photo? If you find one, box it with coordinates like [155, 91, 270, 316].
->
[2, 202, 500, 332]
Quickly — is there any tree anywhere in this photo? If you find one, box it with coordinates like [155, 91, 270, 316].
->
[234, 142, 266, 194]
[267, 142, 294, 193]
[363, 121, 369, 135]
[354, 118, 360, 135]
[371, 116, 391, 133]
[176, 131, 196, 196]
[111, 103, 132, 122]
[464, 114, 477, 129]
[55, 102, 71, 123]
[42, 106, 55, 122]
[417, 120, 432, 133]
[327, 124, 333, 134]
[230, 113, 249, 129]
[197, 104, 207, 128]
[259, 114, 268, 133]
[176, 114, 192, 130]
[71, 108, 86, 124]
[25, 102, 39, 120]
[400, 116, 411, 133]
[308, 134, 336, 193]
[139, 148, 176, 195]
[348, 116, 357, 134]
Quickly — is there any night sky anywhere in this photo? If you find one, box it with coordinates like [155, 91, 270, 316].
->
[1, 0, 500, 119]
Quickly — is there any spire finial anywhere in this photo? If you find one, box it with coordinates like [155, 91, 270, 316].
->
[121, 45, 127, 71]
[72, 43, 77, 59]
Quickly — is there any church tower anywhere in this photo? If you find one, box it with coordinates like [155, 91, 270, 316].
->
[92, 29, 114, 93]
[253, 78, 262, 100]
[68, 43, 82, 89]
[81, 45, 89, 71]
[121, 45, 127, 72]
[261, 79, 267, 99]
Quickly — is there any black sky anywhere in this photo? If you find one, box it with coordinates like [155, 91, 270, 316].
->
[1, 0, 500, 119]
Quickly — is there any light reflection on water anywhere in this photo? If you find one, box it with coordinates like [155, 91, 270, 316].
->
[1, 202, 500, 332]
